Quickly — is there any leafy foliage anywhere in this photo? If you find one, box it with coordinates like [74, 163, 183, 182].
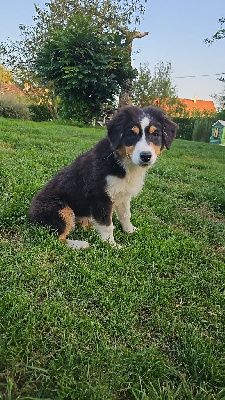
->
[173, 117, 195, 141]
[0, 96, 31, 120]
[204, 17, 225, 44]
[204, 17, 225, 111]
[29, 103, 52, 121]
[35, 0, 147, 33]
[132, 62, 185, 116]
[216, 109, 225, 120]
[175, 116, 221, 142]
[0, 64, 12, 83]
[35, 13, 135, 121]
[0, 0, 147, 116]
[192, 117, 215, 143]
[211, 86, 225, 111]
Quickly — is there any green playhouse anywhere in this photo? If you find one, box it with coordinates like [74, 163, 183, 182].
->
[210, 120, 225, 144]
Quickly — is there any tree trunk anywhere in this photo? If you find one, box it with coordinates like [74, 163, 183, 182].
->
[118, 30, 148, 108]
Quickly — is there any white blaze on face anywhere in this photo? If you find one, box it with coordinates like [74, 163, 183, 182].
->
[131, 115, 157, 166]
[140, 116, 150, 134]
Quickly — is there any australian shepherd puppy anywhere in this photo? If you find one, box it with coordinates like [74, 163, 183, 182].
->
[29, 106, 178, 249]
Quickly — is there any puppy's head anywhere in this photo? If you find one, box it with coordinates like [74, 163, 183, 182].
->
[107, 105, 178, 167]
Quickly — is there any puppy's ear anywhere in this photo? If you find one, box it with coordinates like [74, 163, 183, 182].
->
[107, 109, 126, 151]
[162, 117, 178, 150]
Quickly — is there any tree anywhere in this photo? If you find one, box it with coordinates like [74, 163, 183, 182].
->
[204, 18, 225, 110]
[0, 0, 148, 114]
[211, 90, 225, 111]
[118, 29, 148, 107]
[35, 14, 135, 121]
[204, 18, 225, 44]
[34, 0, 147, 32]
[0, 64, 12, 84]
[132, 62, 185, 116]
[0, 0, 147, 85]
[36, 0, 148, 107]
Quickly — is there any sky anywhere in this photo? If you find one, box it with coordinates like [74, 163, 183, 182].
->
[0, 0, 224, 105]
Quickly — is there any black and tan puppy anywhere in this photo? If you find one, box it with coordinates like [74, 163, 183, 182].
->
[29, 106, 178, 249]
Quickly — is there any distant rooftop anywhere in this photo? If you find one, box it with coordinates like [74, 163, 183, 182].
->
[179, 96, 216, 113]
[0, 83, 24, 97]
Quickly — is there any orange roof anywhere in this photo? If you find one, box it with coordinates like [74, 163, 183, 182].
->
[0, 83, 25, 97]
[178, 97, 216, 113]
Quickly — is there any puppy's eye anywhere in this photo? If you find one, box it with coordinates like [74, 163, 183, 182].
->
[149, 126, 160, 136]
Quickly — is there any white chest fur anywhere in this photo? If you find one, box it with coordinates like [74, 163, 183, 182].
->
[106, 163, 148, 202]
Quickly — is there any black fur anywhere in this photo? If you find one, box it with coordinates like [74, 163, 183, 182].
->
[29, 105, 178, 242]
[107, 106, 142, 150]
[29, 137, 125, 231]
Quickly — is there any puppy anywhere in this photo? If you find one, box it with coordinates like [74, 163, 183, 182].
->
[29, 106, 178, 249]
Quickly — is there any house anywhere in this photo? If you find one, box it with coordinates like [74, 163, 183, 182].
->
[152, 96, 216, 117]
[210, 120, 225, 144]
[178, 96, 216, 116]
[0, 83, 25, 98]
[0, 82, 47, 105]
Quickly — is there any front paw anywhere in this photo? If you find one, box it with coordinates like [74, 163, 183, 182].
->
[124, 225, 138, 234]
[67, 239, 90, 250]
[112, 242, 122, 249]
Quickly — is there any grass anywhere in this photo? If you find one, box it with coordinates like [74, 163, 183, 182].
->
[0, 117, 224, 399]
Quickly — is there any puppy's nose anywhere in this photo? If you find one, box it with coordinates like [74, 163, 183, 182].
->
[140, 151, 152, 163]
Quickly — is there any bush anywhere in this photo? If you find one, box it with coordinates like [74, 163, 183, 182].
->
[29, 103, 52, 121]
[174, 117, 218, 142]
[0, 96, 31, 120]
[216, 109, 225, 120]
[192, 117, 215, 142]
[173, 117, 195, 140]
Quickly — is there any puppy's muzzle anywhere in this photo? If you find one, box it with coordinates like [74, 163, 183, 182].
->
[140, 151, 152, 164]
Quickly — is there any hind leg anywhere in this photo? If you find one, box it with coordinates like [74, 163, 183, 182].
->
[58, 207, 89, 250]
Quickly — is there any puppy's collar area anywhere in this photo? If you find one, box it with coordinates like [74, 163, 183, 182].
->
[105, 151, 122, 165]
[113, 150, 126, 168]
[107, 150, 125, 171]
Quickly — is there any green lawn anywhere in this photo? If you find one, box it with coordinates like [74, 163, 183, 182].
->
[0, 117, 224, 399]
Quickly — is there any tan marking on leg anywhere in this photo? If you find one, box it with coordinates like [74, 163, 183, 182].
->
[58, 206, 75, 241]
